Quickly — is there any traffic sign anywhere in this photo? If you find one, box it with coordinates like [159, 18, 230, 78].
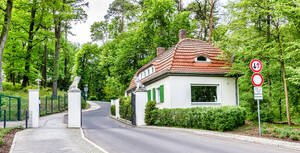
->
[254, 86, 263, 100]
[252, 73, 263, 86]
[250, 59, 262, 72]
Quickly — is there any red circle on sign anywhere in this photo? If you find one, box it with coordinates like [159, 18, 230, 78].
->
[251, 73, 263, 86]
[250, 59, 262, 72]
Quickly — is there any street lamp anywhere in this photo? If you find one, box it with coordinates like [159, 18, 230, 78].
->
[35, 79, 41, 90]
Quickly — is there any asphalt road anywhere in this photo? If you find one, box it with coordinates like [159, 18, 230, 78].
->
[82, 102, 298, 153]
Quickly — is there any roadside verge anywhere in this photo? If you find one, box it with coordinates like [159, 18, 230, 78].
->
[139, 125, 300, 151]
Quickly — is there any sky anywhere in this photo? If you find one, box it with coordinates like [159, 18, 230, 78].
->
[68, 0, 227, 45]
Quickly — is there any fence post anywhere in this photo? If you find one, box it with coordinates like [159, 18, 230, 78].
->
[64, 94, 66, 109]
[4, 110, 6, 128]
[58, 96, 60, 112]
[17, 98, 21, 121]
[0, 96, 1, 118]
[51, 96, 53, 113]
[9, 98, 11, 120]
[25, 110, 28, 128]
[45, 97, 47, 115]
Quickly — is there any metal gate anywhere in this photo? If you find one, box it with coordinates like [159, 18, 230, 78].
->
[0, 95, 22, 121]
[131, 93, 136, 125]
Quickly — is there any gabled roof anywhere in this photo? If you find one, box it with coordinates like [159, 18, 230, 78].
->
[126, 38, 232, 92]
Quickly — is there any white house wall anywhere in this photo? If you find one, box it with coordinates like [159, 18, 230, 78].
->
[145, 76, 171, 109]
[167, 76, 237, 108]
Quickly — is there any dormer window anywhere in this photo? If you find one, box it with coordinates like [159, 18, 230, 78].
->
[195, 56, 211, 63]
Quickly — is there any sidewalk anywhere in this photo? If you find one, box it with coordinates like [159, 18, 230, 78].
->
[10, 102, 103, 153]
[0, 120, 25, 128]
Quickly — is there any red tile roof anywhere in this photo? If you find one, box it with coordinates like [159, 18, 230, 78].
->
[126, 38, 232, 92]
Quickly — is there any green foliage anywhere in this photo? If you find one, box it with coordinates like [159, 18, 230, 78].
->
[81, 99, 87, 109]
[73, 43, 106, 100]
[150, 106, 246, 131]
[89, 96, 97, 101]
[290, 135, 300, 141]
[216, 0, 300, 123]
[119, 96, 132, 121]
[145, 101, 157, 125]
[111, 105, 116, 116]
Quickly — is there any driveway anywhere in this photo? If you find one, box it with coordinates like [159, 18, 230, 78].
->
[82, 102, 298, 153]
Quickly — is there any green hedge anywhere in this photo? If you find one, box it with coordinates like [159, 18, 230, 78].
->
[119, 97, 133, 121]
[150, 106, 246, 131]
[111, 105, 116, 116]
[145, 101, 157, 125]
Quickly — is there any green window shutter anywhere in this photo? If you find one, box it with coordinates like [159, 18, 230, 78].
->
[152, 88, 156, 101]
[160, 85, 164, 103]
[147, 90, 151, 101]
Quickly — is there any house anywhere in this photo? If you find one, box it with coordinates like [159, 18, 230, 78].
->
[126, 30, 239, 108]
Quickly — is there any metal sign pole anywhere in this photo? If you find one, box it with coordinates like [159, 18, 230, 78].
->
[257, 99, 261, 136]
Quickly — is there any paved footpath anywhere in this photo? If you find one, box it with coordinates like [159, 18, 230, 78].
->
[83, 102, 300, 153]
[10, 106, 102, 153]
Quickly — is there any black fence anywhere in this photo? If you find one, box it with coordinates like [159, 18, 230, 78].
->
[39, 94, 68, 116]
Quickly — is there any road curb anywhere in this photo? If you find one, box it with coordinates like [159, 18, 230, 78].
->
[139, 126, 300, 151]
[109, 115, 134, 127]
[80, 128, 109, 153]
[83, 101, 101, 112]
[9, 130, 20, 153]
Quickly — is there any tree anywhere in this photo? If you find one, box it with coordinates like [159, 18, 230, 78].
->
[0, 0, 13, 91]
[90, 20, 109, 43]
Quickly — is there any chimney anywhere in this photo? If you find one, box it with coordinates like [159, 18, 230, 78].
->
[179, 29, 187, 41]
[157, 47, 165, 56]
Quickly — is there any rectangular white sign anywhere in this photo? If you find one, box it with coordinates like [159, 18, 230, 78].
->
[254, 86, 263, 100]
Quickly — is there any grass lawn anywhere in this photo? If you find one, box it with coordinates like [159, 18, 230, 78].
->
[0, 127, 23, 153]
[229, 121, 300, 142]
[0, 82, 68, 120]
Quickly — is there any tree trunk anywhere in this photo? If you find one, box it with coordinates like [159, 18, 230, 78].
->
[0, 0, 13, 91]
[52, 22, 61, 97]
[276, 26, 291, 125]
[42, 41, 48, 88]
[208, 0, 214, 43]
[178, 0, 181, 13]
[22, 0, 37, 87]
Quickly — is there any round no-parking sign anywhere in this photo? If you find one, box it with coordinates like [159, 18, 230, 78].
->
[250, 59, 262, 72]
[252, 73, 263, 86]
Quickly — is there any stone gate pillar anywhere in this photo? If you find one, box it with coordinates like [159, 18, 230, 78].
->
[115, 98, 120, 119]
[135, 90, 147, 126]
[68, 88, 81, 128]
[28, 89, 39, 128]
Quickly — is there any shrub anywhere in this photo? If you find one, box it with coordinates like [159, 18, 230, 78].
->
[145, 101, 157, 125]
[111, 105, 116, 116]
[151, 106, 246, 131]
[261, 128, 269, 134]
[81, 99, 87, 109]
[119, 97, 133, 121]
[290, 135, 300, 141]
[89, 96, 97, 101]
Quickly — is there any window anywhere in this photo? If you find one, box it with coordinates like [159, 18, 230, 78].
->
[195, 56, 211, 63]
[191, 85, 218, 103]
